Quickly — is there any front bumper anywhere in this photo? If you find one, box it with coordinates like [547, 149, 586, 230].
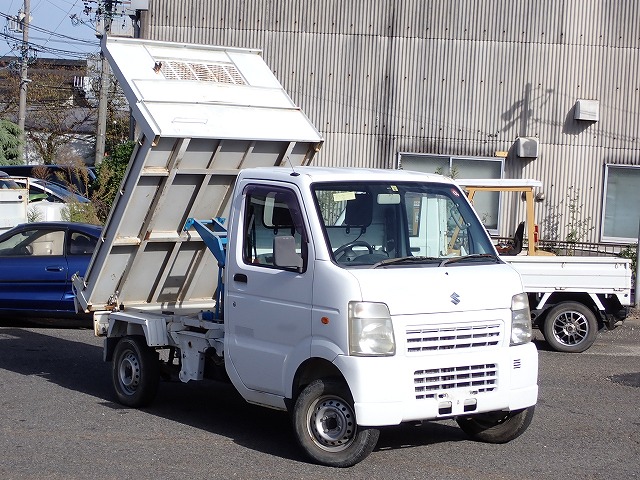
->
[333, 342, 538, 426]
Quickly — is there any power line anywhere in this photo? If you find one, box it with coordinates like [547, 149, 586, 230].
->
[0, 11, 96, 44]
[0, 9, 99, 60]
[0, 31, 96, 60]
[36, 0, 84, 53]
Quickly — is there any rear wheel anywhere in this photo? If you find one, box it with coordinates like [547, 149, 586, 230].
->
[543, 302, 598, 353]
[292, 379, 379, 467]
[456, 406, 535, 443]
[112, 336, 160, 407]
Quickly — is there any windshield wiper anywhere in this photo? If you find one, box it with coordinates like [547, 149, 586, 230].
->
[372, 254, 500, 269]
[439, 253, 500, 267]
[372, 256, 442, 269]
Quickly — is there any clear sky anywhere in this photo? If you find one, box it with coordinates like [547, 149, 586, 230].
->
[1, 0, 102, 61]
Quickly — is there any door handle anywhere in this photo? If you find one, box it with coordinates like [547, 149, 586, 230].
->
[233, 273, 247, 283]
[46, 266, 64, 272]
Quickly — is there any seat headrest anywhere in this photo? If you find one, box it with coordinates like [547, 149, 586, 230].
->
[69, 236, 91, 255]
[344, 194, 372, 227]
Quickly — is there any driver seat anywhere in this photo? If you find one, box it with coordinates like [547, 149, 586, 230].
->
[499, 222, 525, 256]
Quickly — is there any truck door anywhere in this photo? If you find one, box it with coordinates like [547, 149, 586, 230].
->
[226, 184, 313, 396]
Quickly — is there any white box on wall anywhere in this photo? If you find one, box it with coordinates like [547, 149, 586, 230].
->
[574, 99, 599, 121]
[516, 137, 539, 158]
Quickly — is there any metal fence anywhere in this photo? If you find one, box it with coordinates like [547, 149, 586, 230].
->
[535, 240, 636, 258]
[492, 237, 635, 258]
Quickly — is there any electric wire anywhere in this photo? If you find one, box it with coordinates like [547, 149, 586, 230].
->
[0, 9, 99, 60]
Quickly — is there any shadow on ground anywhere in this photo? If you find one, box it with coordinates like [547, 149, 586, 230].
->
[0, 323, 467, 465]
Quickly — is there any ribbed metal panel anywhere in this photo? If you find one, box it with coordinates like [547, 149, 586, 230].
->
[139, 0, 640, 242]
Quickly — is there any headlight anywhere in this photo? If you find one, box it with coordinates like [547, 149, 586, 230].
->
[348, 301, 395, 356]
[511, 293, 532, 346]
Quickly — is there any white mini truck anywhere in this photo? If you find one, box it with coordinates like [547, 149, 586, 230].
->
[74, 37, 538, 467]
[457, 179, 633, 353]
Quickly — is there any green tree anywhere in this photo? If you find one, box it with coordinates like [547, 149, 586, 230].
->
[92, 140, 134, 222]
[0, 119, 23, 166]
[58, 140, 134, 225]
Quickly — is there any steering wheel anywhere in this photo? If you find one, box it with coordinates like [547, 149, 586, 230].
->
[333, 240, 374, 261]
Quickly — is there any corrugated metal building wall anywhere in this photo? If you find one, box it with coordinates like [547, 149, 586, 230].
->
[137, 0, 640, 242]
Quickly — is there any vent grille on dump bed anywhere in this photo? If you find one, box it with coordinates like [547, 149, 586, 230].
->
[414, 364, 497, 400]
[406, 323, 502, 353]
[159, 60, 246, 85]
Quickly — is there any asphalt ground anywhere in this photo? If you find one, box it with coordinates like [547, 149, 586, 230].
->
[0, 310, 638, 480]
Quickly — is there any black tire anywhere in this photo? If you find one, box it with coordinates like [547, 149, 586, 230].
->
[112, 336, 160, 407]
[292, 379, 379, 467]
[456, 406, 535, 443]
[542, 301, 598, 353]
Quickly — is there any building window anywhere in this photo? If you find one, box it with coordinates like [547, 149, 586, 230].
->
[601, 165, 640, 242]
[397, 153, 504, 232]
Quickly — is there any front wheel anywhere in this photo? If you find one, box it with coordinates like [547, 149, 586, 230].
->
[112, 336, 160, 407]
[292, 379, 379, 467]
[542, 301, 598, 353]
[456, 406, 535, 443]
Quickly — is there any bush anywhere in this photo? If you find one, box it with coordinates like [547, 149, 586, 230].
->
[618, 245, 638, 277]
[62, 199, 101, 225]
[54, 141, 134, 225]
[0, 119, 23, 166]
[92, 141, 134, 222]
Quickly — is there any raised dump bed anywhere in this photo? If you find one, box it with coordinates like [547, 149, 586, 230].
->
[74, 37, 322, 314]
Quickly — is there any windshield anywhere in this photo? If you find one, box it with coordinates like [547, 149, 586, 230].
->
[312, 181, 497, 267]
[12, 179, 90, 203]
[0, 172, 21, 189]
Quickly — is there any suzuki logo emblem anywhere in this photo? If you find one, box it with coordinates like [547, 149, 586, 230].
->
[450, 292, 461, 305]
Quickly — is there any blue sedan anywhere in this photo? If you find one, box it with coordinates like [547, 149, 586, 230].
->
[0, 222, 101, 317]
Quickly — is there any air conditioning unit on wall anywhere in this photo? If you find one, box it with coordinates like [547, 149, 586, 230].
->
[516, 137, 539, 158]
[574, 99, 599, 122]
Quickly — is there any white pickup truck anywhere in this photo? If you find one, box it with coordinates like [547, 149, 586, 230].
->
[74, 37, 538, 467]
[458, 179, 632, 353]
[0, 174, 74, 230]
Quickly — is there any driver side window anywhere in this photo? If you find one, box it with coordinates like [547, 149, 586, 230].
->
[242, 185, 307, 271]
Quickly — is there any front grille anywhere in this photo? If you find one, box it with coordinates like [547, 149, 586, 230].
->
[414, 363, 497, 400]
[406, 322, 502, 353]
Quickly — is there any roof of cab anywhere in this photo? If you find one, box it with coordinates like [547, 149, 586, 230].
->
[239, 166, 455, 185]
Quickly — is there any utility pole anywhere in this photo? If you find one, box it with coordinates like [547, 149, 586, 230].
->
[94, 53, 110, 165]
[17, 0, 31, 163]
[94, 1, 113, 166]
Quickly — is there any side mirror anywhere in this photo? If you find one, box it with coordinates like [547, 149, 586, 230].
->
[273, 235, 303, 271]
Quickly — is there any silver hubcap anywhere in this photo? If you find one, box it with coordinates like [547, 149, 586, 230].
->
[118, 351, 141, 395]
[552, 310, 588, 346]
[308, 395, 356, 451]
